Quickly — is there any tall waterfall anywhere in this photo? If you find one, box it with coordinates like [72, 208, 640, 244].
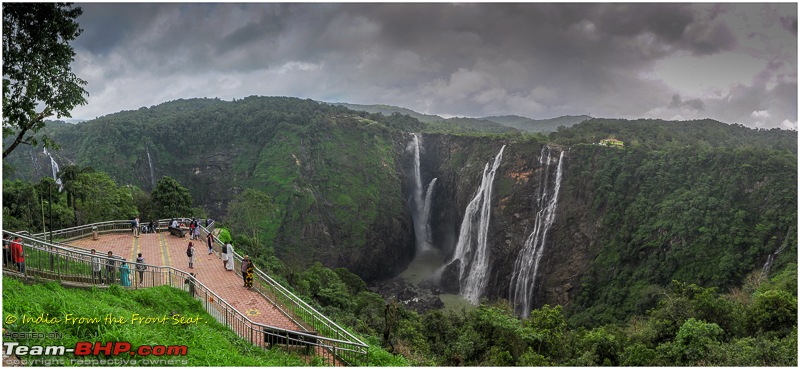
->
[509, 147, 565, 318]
[43, 147, 63, 191]
[409, 134, 437, 253]
[146, 144, 156, 189]
[448, 145, 506, 303]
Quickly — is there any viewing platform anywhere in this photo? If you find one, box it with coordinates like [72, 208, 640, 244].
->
[2, 220, 368, 366]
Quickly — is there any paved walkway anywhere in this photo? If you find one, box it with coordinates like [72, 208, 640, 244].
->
[68, 231, 301, 331]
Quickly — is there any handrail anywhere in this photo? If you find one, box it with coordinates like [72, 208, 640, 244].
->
[198, 225, 368, 348]
[3, 227, 369, 366]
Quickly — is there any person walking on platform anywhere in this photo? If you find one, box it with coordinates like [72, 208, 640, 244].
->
[207, 232, 214, 255]
[187, 242, 195, 269]
[222, 242, 234, 272]
[242, 255, 254, 289]
[135, 253, 146, 286]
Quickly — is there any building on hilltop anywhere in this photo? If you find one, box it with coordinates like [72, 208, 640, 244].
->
[599, 138, 624, 147]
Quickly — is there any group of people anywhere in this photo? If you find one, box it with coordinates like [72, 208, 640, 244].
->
[131, 216, 160, 236]
[185, 233, 254, 289]
[3, 235, 25, 273]
[188, 219, 203, 240]
[89, 249, 146, 287]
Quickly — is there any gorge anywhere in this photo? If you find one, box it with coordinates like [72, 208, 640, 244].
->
[3, 97, 796, 322]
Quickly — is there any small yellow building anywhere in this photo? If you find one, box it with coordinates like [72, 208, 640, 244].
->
[600, 138, 624, 147]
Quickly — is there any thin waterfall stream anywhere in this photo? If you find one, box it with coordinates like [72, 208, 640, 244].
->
[509, 147, 564, 318]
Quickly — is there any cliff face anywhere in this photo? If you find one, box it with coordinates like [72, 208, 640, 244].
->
[413, 134, 593, 310]
[7, 101, 795, 320]
[405, 133, 796, 319]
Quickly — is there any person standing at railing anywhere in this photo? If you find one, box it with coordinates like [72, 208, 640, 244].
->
[90, 249, 102, 284]
[193, 222, 200, 241]
[242, 255, 254, 289]
[105, 251, 117, 284]
[187, 242, 195, 269]
[185, 272, 197, 297]
[135, 253, 146, 286]
[11, 236, 24, 273]
[132, 217, 140, 238]
[3, 234, 11, 268]
[119, 260, 131, 287]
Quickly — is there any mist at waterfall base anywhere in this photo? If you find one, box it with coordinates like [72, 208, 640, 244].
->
[399, 137, 509, 310]
[399, 134, 473, 310]
[397, 140, 568, 316]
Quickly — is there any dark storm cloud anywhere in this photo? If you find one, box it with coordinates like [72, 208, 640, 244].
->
[669, 94, 705, 112]
[68, 3, 796, 129]
[780, 16, 797, 35]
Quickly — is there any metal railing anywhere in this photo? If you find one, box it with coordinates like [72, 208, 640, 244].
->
[198, 224, 369, 365]
[3, 226, 368, 366]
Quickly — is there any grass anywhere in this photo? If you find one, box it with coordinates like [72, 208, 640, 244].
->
[2, 277, 311, 366]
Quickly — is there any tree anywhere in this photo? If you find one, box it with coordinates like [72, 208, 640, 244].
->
[225, 188, 276, 247]
[71, 172, 137, 224]
[57, 164, 94, 225]
[2, 3, 88, 159]
[150, 176, 193, 218]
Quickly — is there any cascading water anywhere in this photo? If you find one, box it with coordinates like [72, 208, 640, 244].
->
[30, 149, 42, 176]
[146, 144, 156, 189]
[509, 147, 565, 318]
[762, 228, 792, 275]
[408, 134, 438, 253]
[43, 147, 64, 191]
[446, 145, 506, 304]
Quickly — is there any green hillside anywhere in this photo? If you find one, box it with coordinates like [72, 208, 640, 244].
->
[482, 114, 592, 133]
[1, 278, 308, 366]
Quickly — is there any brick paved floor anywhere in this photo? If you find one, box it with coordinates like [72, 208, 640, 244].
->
[69, 231, 301, 331]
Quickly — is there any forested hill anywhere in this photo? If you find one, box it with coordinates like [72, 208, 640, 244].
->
[551, 117, 797, 151]
[2, 96, 796, 366]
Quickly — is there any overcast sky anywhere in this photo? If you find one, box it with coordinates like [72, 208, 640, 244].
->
[68, 2, 797, 129]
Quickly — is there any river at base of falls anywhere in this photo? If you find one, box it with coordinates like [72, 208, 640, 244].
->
[398, 248, 474, 311]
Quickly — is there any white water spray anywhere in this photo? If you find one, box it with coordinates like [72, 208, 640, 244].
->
[43, 147, 63, 191]
[446, 145, 506, 304]
[146, 144, 156, 189]
[762, 228, 791, 275]
[509, 147, 564, 318]
[409, 134, 438, 253]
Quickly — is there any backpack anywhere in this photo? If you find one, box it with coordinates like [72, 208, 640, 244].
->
[186, 246, 193, 257]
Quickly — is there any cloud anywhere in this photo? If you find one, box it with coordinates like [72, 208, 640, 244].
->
[65, 3, 795, 129]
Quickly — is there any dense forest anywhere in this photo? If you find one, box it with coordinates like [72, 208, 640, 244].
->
[3, 97, 797, 365]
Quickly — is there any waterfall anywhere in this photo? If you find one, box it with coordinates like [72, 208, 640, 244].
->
[408, 134, 438, 253]
[447, 145, 506, 303]
[146, 144, 156, 189]
[762, 228, 791, 275]
[30, 148, 42, 176]
[43, 147, 63, 191]
[509, 147, 565, 318]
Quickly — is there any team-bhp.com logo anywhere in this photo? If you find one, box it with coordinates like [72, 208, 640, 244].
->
[4, 341, 188, 356]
